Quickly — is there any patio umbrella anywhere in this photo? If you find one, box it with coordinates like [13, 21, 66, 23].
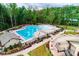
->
[34, 31, 46, 39]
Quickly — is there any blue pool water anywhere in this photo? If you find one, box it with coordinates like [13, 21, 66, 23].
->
[16, 25, 50, 40]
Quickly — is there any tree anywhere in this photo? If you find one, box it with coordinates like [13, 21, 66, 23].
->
[0, 4, 9, 30]
[6, 4, 14, 27]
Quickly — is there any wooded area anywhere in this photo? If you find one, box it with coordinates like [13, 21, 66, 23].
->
[0, 3, 79, 30]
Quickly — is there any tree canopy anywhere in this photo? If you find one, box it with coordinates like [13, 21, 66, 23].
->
[0, 3, 79, 31]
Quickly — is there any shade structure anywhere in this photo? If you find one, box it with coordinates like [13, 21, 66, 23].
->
[34, 30, 47, 39]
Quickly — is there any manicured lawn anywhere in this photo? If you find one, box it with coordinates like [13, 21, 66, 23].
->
[59, 25, 79, 30]
[28, 43, 52, 56]
[64, 31, 77, 35]
[59, 25, 79, 35]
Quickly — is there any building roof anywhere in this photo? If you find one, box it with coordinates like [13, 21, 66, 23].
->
[70, 41, 79, 49]
[67, 40, 79, 49]
[0, 31, 19, 46]
[64, 18, 78, 22]
[4, 38, 20, 48]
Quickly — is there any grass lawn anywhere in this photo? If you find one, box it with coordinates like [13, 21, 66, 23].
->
[64, 31, 77, 35]
[59, 25, 79, 30]
[58, 25, 79, 35]
[28, 42, 52, 56]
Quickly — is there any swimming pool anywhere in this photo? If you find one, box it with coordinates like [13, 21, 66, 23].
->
[16, 25, 52, 41]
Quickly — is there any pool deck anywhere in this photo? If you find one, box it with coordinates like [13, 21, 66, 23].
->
[12, 25, 59, 43]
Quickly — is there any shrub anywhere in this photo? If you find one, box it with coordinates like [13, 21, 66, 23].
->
[4, 47, 7, 52]
[13, 44, 18, 48]
[9, 45, 13, 50]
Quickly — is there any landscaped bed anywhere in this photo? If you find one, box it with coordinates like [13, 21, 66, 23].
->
[28, 42, 52, 56]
